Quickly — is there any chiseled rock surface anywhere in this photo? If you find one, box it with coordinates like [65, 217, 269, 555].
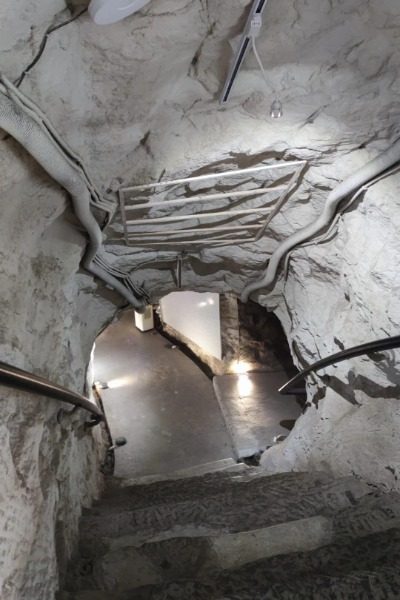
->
[0, 90, 116, 600]
[58, 469, 400, 599]
[127, 527, 400, 600]
[259, 175, 400, 488]
[1, 0, 400, 598]
[0, 135, 115, 600]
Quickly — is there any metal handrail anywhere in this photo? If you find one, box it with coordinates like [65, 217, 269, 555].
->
[279, 335, 400, 394]
[0, 360, 104, 424]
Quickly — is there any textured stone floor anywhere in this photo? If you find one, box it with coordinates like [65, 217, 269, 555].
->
[59, 462, 400, 600]
[213, 372, 303, 458]
[93, 310, 233, 478]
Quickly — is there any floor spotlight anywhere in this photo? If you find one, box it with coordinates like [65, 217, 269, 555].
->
[94, 380, 109, 389]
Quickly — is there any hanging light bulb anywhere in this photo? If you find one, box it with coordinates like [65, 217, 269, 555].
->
[249, 22, 284, 121]
[270, 99, 283, 119]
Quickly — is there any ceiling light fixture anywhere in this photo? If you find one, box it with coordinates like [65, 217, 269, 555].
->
[88, 0, 151, 25]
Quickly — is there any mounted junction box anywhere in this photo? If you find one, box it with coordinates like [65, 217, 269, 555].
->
[134, 305, 154, 332]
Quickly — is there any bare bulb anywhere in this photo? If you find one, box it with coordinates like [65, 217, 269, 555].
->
[270, 99, 283, 119]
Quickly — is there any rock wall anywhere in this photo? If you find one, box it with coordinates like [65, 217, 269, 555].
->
[236, 300, 298, 376]
[1, 0, 400, 597]
[0, 4, 128, 597]
[259, 175, 400, 490]
[0, 134, 119, 599]
[0, 85, 122, 600]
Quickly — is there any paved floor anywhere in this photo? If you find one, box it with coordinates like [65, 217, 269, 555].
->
[93, 310, 234, 479]
[213, 372, 303, 458]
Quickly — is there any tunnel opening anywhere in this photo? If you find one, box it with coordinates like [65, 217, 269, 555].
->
[90, 293, 304, 478]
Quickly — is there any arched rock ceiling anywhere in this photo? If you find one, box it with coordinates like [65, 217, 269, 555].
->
[2, 0, 399, 183]
[1, 0, 399, 337]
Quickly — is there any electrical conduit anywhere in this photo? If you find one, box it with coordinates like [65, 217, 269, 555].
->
[0, 76, 146, 310]
[241, 139, 400, 301]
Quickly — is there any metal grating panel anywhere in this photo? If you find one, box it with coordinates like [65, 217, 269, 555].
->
[119, 161, 306, 248]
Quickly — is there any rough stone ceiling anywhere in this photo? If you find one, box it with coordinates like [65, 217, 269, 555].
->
[2, 0, 399, 185]
[1, 0, 399, 303]
[2, 0, 399, 304]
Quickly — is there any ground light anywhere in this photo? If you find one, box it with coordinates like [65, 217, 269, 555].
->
[231, 359, 251, 374]
[237, 373, 254, 397]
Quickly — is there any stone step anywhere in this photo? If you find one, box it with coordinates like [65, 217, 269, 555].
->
[196, 526, 400, 600]
[129, 562, 400, 599]
[94, 464, 257, 514]
[332, 490, 400, 541]
[92, 469, 331, 515]
[79, 474, 369, 555]
[57, 593, 111, 600]
[115, 458, 242, 487]
[60, 526, 400, 599]
[64, 516, 331, 593]
[64, 491, 400, 594]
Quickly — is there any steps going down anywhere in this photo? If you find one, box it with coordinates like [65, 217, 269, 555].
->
[58, 461, 400, 600]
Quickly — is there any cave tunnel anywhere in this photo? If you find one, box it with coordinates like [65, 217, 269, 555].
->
[91, 295, 303, 478]
[1, 0, 400, 598]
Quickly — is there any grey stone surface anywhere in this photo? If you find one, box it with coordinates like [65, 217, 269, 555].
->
[213, 372, 302, 457]
[93, 309, 233, 478]
[211, 516, 333, 569]
[127, 527, 400, 599]
[60, 468, 400, 599]
[88, 469, 328, 516]
[79, 472, 368, 549]
[117, 459, 244, 488]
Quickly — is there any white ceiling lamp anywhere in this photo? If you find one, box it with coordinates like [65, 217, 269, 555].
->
[89, 0, 151, 25]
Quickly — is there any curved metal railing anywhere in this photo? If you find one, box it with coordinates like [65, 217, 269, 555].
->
[0, 360, 104, 425]
[279, 335, 400, 394]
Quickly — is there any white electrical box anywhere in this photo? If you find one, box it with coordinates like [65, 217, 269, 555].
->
[134, 305, 154, 332]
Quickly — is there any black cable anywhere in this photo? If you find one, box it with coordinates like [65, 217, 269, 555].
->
[279, 335, 400, 394]
[14, 7, 88, 88]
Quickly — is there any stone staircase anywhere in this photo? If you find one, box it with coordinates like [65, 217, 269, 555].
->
[58, 461, 400, 599]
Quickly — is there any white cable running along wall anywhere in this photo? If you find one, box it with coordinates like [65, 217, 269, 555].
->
[160, 292, 222, 360]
